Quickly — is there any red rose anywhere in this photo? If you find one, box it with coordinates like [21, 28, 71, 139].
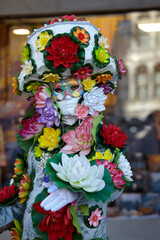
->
[46, 35, 79, 69]
[101, 123, 128, 148]
[0, 184, 17, 205]
[33, 202, 75, 240]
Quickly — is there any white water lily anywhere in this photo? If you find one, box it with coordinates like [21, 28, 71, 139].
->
[118, 154, 133, 181]
[51, 153, 105, 192]
[98, 35, 109, 49]
[21, 59, 33, 76]
[83, 87, 107, 115]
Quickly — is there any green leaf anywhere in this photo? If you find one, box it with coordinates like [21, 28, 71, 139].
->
[17, 133, 33, 151]
[23, 108, 35, 120]
[70, 205, 82, 234]
[31, 189, 49, 240]
[45, 153, 114, 203]
[91, 114, 103, 144]
[33, 128, 43, 144]
[79, 204, 89, 216]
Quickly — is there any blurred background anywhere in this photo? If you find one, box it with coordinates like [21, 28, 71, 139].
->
[0, 0, 160, 239]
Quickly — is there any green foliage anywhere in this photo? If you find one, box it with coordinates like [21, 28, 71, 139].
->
[70, 205, 82, 234]
[17, 133, 33, 151]
[31, 189, 49, 240]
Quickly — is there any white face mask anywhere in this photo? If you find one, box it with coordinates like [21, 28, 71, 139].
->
[57, 96, 81, 116]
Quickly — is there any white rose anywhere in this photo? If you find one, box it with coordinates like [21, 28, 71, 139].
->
[118, 154, 133, 181]
[83, 87, 107, 115]
[51, 153, 105, 192]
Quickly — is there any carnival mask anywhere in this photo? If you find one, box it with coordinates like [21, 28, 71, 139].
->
[52, 77, 83, 101]
[52, 77, 84, 116]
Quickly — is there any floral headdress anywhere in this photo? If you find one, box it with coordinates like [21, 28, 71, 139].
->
[15, 14, 125, 95]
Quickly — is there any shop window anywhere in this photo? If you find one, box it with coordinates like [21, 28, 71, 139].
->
[136, 66, 148, 100]
[154, 64, 160, 98]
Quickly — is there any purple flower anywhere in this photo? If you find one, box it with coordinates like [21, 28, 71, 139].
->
[36, 98, 60, 128]
[43, 173, 50, 183]
[99, 84, 113, 94]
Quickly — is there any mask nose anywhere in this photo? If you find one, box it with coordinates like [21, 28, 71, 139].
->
[64, 88, 71, 98]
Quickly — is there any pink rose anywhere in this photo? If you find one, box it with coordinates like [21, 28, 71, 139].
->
[75, 104, 89, 120]
[19, 112, 44, 139]
[34, 85, 51, 108]
[60, 116, 94, 155]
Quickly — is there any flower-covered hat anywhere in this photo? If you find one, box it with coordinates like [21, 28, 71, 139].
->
[18, 15, 124, 92]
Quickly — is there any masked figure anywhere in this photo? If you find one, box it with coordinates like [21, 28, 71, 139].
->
[0, 15, 132, 240]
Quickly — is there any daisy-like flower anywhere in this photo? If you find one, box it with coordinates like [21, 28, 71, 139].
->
[73, 27, 89, 45]
[88, 208, 103, 227]
[118, 154, 133, 181]
[98, 35, 109, 49]
[42, 73, 61, 83]
[35, 31, 53, 51]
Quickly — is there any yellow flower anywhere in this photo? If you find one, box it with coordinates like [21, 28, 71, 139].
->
[26, 82, 42, 93]
[12, 77, 18, 95]
[42, 73, 61, 83]
[35, 31, 53, 51]
[34, 146, 43, 157]
[82, 77, 96, 92]
[90, 149, 114, 162]
[95, 73, 112, 84]
[38, 128, 61, 151]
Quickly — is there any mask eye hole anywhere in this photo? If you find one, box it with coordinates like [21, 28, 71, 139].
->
[55, 88, 63, 93]
[71, 85, 79, 91]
